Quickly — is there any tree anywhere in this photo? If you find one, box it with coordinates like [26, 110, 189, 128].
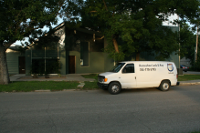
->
[0, 0, 64, 84]
[180, 23, 196, 62]
[78, 0, 200, 61]
[180, 22, 200, 69]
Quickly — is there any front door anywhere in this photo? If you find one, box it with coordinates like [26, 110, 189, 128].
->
[19, 56, 25, 74]
[69, 56, 75, 74]
[119, 63, 137, 88]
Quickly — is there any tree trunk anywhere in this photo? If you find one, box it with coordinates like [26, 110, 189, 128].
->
[112, 38, 119, 53]
[136, 52, 140, 61]
[0, 44, 10, 84]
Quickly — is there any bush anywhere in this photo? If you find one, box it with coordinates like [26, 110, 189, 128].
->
[192, 61, 200, 71]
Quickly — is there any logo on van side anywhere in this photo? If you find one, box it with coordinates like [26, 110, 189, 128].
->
[167, 64, 174, 72]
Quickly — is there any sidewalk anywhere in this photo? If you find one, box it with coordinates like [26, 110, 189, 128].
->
[10, 74, 95, 82]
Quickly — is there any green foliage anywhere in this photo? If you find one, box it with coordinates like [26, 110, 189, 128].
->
[83, 81, 98, 90]
[0, 0, 63, 46]
[180, 22, 200, 68]
[192, 61, 200, 71]
[0, 0, 63, 84]
[191, 52, 200, 71]
[78, 0, 200, 61]
[180, 23, 196, 60]
[33, 29, 60, 49]
[178, 75, 200, 81]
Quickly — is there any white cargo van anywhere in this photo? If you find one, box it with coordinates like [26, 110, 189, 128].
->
[98, 61, 179, 94]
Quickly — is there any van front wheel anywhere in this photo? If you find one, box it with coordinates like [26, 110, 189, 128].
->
[108, 82, 121, 94]
[159, 81, 170, 91]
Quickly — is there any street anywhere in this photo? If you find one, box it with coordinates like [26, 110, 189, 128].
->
[0, 85, 200, 133]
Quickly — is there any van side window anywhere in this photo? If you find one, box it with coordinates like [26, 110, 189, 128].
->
[122, 64, 135, 73]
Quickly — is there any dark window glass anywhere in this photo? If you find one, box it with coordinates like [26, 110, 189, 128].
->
[80, 42, 89, 66]
[110, 63, 125, 72]
[122, 64, 135, 73]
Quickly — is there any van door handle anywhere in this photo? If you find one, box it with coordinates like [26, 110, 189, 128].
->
[135, 77, 136, 79]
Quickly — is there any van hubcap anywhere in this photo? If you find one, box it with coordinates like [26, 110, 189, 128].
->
[163, 83, 169, 90]
[111, 85, 119, 93]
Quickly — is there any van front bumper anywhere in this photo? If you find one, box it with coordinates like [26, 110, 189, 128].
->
[98, 82, 109, 90]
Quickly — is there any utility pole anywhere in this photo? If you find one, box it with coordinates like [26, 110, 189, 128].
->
[195, 23, 199, 62]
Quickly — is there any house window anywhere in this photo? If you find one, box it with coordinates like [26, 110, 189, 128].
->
[31, 59, 59, 74]
[80, 42, 89, 66]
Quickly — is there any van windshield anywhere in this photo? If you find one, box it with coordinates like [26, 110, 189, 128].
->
[110, 63, 125, 72]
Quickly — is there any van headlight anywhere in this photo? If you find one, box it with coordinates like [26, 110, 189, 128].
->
[98, 76, 108, 83]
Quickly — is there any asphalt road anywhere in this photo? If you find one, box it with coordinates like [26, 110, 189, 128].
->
[0, 85, 200, 133]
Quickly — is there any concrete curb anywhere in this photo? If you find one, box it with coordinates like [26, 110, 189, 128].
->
[179, 82, 200, 86]
[34, 90, 51, 92]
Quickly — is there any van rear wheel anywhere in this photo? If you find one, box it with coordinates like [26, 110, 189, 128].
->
[159, 81, 170, 91]
[108, 82, 121, 94]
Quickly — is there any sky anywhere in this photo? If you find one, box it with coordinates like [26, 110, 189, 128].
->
[162, 14, 179, 27]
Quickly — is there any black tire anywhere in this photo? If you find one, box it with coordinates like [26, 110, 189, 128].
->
[108, 82, 121, 94]
[159, 81, 170, 91]
[159, 81, 171, 91]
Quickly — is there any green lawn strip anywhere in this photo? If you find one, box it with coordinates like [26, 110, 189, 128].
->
[3, 74, 199, 93]
[0, 81, 79, 92]
[81, 74, 99, 90]
[178, 75, 200, 81]
[83, 81, 98, 90]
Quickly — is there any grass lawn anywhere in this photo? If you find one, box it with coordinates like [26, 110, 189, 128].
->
[81, 74, 99, 90]
[82, 74, 99, 90]
[1, 74, 199, 92]
[83, 81, 99, 90]
[0, 81, 79, 92]
[178, 75, 200, 81]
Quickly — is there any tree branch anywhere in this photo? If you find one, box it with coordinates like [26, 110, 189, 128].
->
[103, 0, 108, 11]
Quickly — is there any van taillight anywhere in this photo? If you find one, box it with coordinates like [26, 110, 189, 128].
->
[176, 74, 178, 79]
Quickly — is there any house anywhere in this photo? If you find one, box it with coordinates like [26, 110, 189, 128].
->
[6, 22, 179, 75]
[24, 23, 114, 75]
[6, 45, 26, 74]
